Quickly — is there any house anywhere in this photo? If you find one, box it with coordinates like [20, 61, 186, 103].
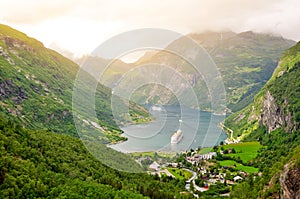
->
[201, 152, 217, 160]
[233, 176, 243, 182]
[171, 162, 178, 168]
[149, 161, 160, 171]
[186, 152, 217, 164]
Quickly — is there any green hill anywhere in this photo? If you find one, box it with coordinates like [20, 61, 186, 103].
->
[0, 115, 187, 198]
[225, 42, 300, 198]
[225, 41, 300, 138]
[0, 24, 150, 143]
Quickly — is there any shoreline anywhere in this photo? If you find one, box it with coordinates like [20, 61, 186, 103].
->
[108, 106, 229, 153]
[218, 122, 241, 144]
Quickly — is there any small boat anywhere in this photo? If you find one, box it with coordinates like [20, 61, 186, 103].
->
[171, 129, 183, 144]
[150, 106, 162, 111]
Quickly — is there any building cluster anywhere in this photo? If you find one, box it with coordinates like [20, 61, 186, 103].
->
[186, 152, 217, 164]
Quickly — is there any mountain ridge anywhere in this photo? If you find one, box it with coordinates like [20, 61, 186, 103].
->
[82, 30, 295, 113]
[0, 23, 150, 143]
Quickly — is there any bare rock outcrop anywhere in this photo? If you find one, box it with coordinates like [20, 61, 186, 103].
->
[280, 162, 300, 199]
[260, 90, 295, 133]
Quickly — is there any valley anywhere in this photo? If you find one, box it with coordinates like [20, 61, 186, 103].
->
[0, 10, 300, 198]
[79, 31, 295, 113]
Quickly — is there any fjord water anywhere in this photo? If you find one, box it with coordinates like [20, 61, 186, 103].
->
[110, 105, 227, 153]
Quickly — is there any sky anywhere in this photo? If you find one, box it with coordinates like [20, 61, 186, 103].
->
[0, 0, 299, 58]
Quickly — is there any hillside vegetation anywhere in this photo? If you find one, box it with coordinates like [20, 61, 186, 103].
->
[0, 24, 150, 143]
[225, 42, 300, 198]
[225, 41, 300, 138]
[0, 115, 190, 198]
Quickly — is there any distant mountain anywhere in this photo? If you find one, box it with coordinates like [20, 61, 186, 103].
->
[86, 31, 295, 112]
[138, 31, 295, 112]
[193, 31, 295, 108]
[0, 24, 150, 143]
[225, 41, 300, 198]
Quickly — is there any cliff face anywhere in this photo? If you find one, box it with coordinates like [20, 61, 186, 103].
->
[224, 40, 300, 199]
[225, 42, 300, 137]
[280, 162, 300, 199]
[260, 90, 295, 133]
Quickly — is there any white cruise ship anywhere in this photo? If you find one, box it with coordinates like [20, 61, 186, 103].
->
[171, 130, 183, 144]
[150, 106, 163, 112]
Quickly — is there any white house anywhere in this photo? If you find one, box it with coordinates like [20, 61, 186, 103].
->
[233, 176, 243, 182]
[149, 161, 161, 171]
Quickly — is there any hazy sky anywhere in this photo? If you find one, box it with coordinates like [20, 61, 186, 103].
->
[0, 0, 299, 57]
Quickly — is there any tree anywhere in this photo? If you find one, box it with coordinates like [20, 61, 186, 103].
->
[223, 149, 229, 154]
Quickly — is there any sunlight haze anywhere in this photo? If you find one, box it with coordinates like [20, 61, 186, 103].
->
[0, 0, 299, 57]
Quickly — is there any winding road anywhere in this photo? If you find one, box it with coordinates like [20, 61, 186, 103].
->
[184, 168, 207, 193]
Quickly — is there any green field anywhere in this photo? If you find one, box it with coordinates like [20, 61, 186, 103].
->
[219, 160, 259, 173]
[167, 168, 193, 180]
[199, 147, 213, 154]
[222, 142, 262, 163]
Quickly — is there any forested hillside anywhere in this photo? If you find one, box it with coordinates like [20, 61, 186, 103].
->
[0, 115, 190, 198]
[0, 24, 195, 198]
[0, 24, 150, 143]
[225, 42, 300, 138]
[225, 42, 300, 198]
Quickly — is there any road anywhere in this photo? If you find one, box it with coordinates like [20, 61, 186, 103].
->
[184, 168, 208, 192]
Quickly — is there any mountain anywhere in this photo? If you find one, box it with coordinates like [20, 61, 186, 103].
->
[225, 41, 300, 138]
[190, 31, 296, 111]
[225, 42, 300, 198]
[0, 24, 150, 143]
[140, 31, 295, 112]
[89, 31, 295, 112]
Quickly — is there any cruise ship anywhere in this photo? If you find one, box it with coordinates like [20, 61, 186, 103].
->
[150, 106, 163, 112]
[171, 130, 183, 144]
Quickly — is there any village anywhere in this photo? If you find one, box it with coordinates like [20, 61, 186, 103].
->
[133, 141, 262, 197]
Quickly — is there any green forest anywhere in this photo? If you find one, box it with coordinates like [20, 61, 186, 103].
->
[0, 114, 191, 198]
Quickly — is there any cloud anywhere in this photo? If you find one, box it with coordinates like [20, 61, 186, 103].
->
[0, 0, 74, 23]
[0, 0, 299, 56]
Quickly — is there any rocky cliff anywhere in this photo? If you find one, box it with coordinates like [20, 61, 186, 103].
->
[260, 90, 295, 133]
[280, 162, 300, 199]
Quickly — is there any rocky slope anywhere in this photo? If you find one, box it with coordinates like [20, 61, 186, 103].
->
[280, 161, 300, 199]
[226, 42, 300, 198]
[225, 42, 300, 138]
[260, 90, 295, 133]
